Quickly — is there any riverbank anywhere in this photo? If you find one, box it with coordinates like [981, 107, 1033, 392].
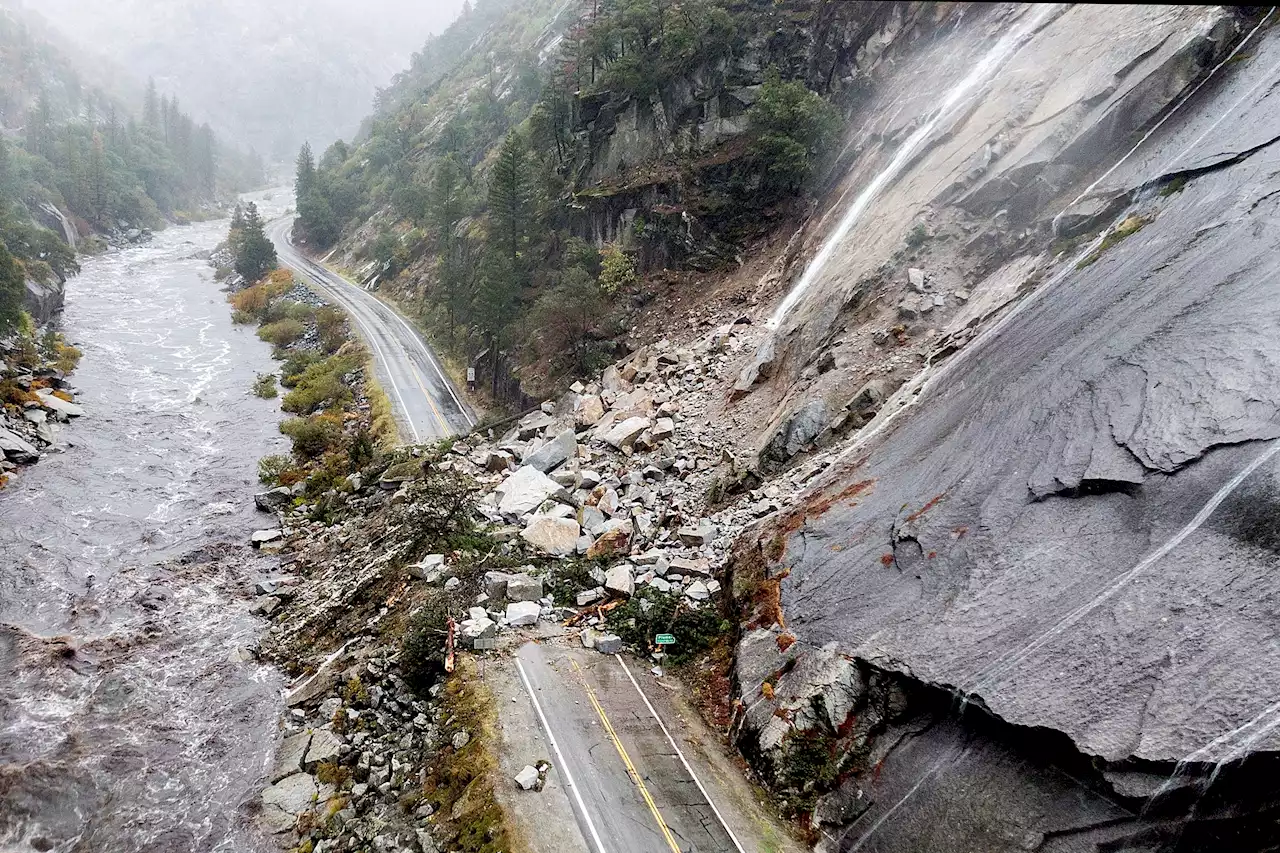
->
[0, 323, 84, 486]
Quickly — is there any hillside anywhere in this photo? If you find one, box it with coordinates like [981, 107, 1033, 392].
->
[265, 2, 1280, 852]
[294, 0, 879, 404]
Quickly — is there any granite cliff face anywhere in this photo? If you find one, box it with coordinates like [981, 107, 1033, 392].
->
[724, 4, 1280, 850]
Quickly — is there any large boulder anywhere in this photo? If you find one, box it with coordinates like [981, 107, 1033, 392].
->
[260, 773, 319, 834]
[496, 466, 566, 516]
[0, 427, 39, 463]
[521, 516, 581, 556]
[523, 428, 577, 473]
[599, 416, 651, 449]
[254, 487, 294, 513]
[35, 389, 84, 419]
[758, 400, 829, 472]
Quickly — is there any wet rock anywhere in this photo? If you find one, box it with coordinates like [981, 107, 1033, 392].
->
[251, 529, 283, 547]
[255, 487, 293, 513]
[521, 517, 581, 556]
[759, 400, 830, 472]
[0, 427, 39, 463]
[732, 335, 776, 400]
[271, 732, 311, 782]
[304, 729, 343, 769]
[495, 466, 566, 516]
[907, 267, 927, 292]
[524, 429, 577, 473]
[35, 389, 83, 418]
[260, 772, 318, 833]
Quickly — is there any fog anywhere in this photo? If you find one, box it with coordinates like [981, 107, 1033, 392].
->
[10, 0, 468, 159]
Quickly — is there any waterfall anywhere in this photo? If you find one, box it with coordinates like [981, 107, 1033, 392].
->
[766, 4, 1061, 330]
[40, 202, 77, 251]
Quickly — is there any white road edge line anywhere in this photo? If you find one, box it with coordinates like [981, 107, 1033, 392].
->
[516, 655, 610, 853]
[297, 240, 475, 430]
[377, 303, 476, 428]
[274, 221, 422, 443]
[613, 654, 749, 853]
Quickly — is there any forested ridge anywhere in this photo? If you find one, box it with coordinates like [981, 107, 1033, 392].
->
[294, 0, 841, 399]
[0, 6, 263, 331]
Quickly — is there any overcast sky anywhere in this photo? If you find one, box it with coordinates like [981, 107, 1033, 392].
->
[10, 0, 470, 155]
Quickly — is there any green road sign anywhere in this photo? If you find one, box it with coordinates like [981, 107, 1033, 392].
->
[655, 633, 676, 646]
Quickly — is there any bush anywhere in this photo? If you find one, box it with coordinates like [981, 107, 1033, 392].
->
[253, 373, 278, 398]
[281, 352, 360, 414]
[402, 596, 450, 690]
[315, 306, 347, 354]
[749, 67, 842, 198]
[280, 350, 324, 386]
[280, 414, 344, 459]
[606, 588, 728, 664]
[257, 318, 306, 347]
[258, 454, 293, 485]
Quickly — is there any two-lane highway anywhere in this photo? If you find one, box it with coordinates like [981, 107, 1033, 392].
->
[266, 216, 475, 442]
[515, 642, 768, 853]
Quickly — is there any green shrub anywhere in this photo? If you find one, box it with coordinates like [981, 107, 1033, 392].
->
[280, 350, 324, 387]
[280, 415, 344, 459]
[606, 588, 728, 664]
[257, 318, 306, 347]
[253, 372, 278, 398]
[258, 454, 293, 485]
[281, 353, 360, 414]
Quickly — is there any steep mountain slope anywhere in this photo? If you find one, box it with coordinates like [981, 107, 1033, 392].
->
[21, 0, 468, 159]
[278, 2, 1280, 850]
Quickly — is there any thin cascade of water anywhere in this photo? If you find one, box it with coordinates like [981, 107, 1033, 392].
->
[766, 4, 1063, 330]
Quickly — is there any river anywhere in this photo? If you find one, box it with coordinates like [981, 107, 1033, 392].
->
[0, 190, 292, 853]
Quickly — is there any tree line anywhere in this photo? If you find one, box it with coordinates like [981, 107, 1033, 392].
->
[289, 0, 841, 395]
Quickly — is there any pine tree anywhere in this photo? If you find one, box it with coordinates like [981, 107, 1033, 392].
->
[295, 142, 316, 201]
[0, 240, 25, 334]
[143, 78, 159, 127]
[487, 131, 534, 271]
[233, 202, 277, 283]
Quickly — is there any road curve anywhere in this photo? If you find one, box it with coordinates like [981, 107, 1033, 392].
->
[266, 216, 475, 442]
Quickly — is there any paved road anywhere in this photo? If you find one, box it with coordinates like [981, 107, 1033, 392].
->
[266, 216, 475, 442]
[515, 642, 748, 853]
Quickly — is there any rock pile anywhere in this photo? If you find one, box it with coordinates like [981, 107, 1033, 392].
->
[0, 370, 84, 480]
[258, 646, 453, 853]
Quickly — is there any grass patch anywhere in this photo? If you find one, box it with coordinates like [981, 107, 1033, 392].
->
[364, 360, 400, 447]
[421, 656, 513, 853]
[1076, 214, 1151, 270]
[1159, 175, 1188, 197]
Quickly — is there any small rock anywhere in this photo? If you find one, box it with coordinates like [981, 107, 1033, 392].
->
[604, 565, 634, 598]
[515, 765, 540, 790]
[594, 634, 624, 655]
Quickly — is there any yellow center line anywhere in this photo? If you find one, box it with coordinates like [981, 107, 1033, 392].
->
[571, 658, 683, 853]
[405, 359, 451, 438]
